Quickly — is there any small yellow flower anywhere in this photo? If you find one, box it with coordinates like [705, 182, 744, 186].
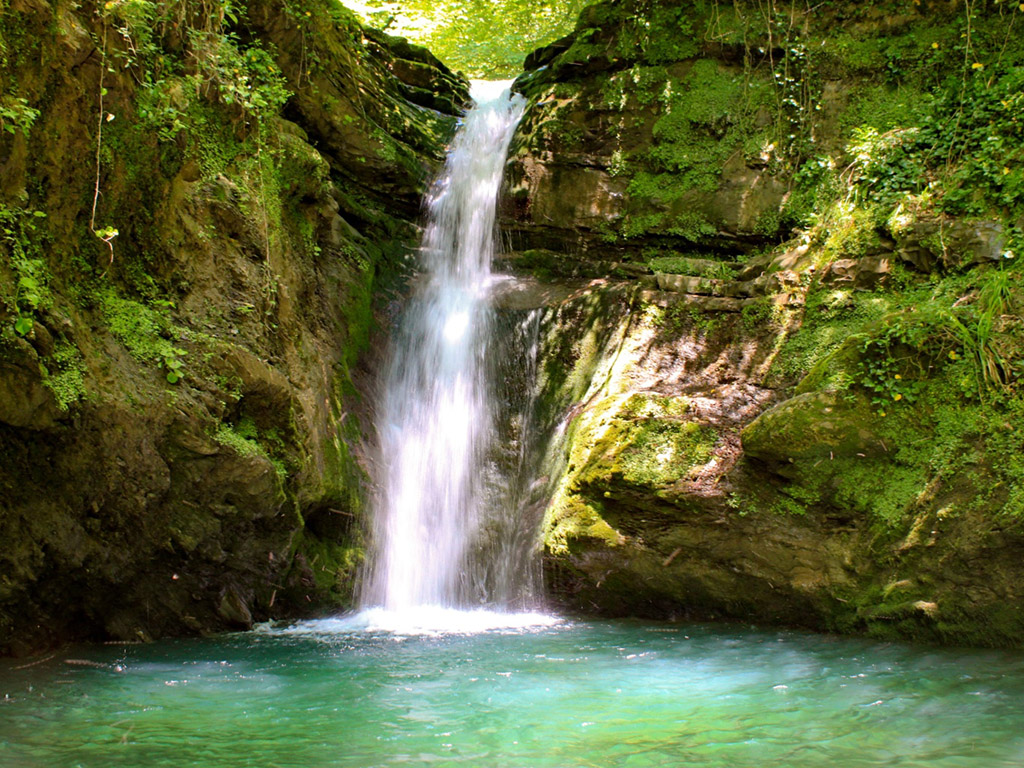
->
[894, 374, 902, 380]
[972, 62, 984, 70]
[1004, 167, 1012, 175]
[932, 42, 940, 49]
[893, 393, 903, 401]
[949, 350, 959, 360]
[879, 411, 887, 417]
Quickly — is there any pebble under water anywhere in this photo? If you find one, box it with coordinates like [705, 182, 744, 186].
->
[1, 618, 1023, 767]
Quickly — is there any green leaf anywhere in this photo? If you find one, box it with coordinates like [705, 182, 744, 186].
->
[166, 371, 181, 384]
[14, 316, 33, 336]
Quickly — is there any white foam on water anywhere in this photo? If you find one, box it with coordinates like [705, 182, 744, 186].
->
[470, 79, 515, 105]
[269, 608, 561, 637]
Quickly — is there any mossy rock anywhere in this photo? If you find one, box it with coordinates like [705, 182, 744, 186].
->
[577, 393, 715, 491]
[742, 391, 882, 464]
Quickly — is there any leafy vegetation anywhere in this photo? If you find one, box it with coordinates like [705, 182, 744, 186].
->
[340, 0, 590, 77]
[0, 95, 38, 136]
[214, 416, 288, 478]
[101, 291, 188, 383]
[0, 205, 50, 336]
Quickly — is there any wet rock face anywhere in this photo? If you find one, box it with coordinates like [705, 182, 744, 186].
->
[0, 0, 468, 654]
[247, 0, 469, 217]
[501, 0, 792, 264]
[505, 0, 1024, 646]
[527, 276, 1024, 648]
[893, 216, 1006, 272]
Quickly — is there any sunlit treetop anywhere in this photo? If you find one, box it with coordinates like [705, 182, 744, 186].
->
[340, 0, 590, 78]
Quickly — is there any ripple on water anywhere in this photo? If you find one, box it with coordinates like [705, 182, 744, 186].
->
[1, 620, 1023, 768]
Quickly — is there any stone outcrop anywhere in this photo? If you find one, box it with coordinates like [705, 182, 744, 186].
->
[0, 0, 467, 654]
[503, 0, 1024, 646]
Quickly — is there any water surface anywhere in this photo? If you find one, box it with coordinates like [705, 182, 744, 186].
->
[2, 619, 1023, 767]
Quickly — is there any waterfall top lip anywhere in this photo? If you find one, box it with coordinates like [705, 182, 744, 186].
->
[264, 607, 562, 637]
[469, 79, 515, 105]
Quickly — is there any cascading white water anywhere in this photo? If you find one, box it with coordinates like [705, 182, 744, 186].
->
[359, 81, 546, 627]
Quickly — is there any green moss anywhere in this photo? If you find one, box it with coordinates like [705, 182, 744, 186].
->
[101, 290, 187, 382]
[611, 58, 775, 242]
[615, 1, 698, 64]
[620, 211, 665, 238]
[601, 66, 668, 110]
[41, 340, 86, 411]
[214, 416, 288, 479]
[650, 300, 722, 336]
[840, 84, 932, 136]
[770, 495, 808, 516]
[648, 59, 766, 181]
[646, 252, 735, 278]
[771, 286, 894, 384]
[168, 504, 222, 553]
[770, 266, 1024, 530]
[295, 533, 363, 600]
[544, 495, 623, 555]
[576, 393, 716, 490]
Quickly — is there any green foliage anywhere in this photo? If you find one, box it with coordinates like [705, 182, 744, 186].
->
[651, 300, 720, 336]
[855, 313, 940, 411]
[834, 30, 1024, 224]
[193, 34, 291, 118]
[214, 417, 260, 455]
[42, 341, 87, 411]
[101, 291, 187, 384]
[845, 127, 929, 208]
[610, 56, 777, 241]
[344, 0, 590, 78]
[649, 60, 767, 186]
[0, 205, 50, 334]
[741, 296, 786, 334]
[852, 268, 1019, 411]
[618, 1, 698, 64]
[943, 268, 1017, 395]
[136, 78, 192, 143]
[647, 252, 737, 280]
[840, 85, 933, 136]
[214, 416, 288, 478]
[0, 95, 39, 136]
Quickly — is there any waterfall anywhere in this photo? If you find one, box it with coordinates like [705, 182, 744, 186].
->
[360, 81, 546, 623]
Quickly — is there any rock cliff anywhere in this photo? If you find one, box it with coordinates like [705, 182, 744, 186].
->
[0, 0, 467, 653]
[503, 0, 1024, 646]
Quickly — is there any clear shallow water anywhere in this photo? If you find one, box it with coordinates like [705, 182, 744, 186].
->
[2, 619, 1023, 767]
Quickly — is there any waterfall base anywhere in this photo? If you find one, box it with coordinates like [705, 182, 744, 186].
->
[274, 608, 560, 636]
